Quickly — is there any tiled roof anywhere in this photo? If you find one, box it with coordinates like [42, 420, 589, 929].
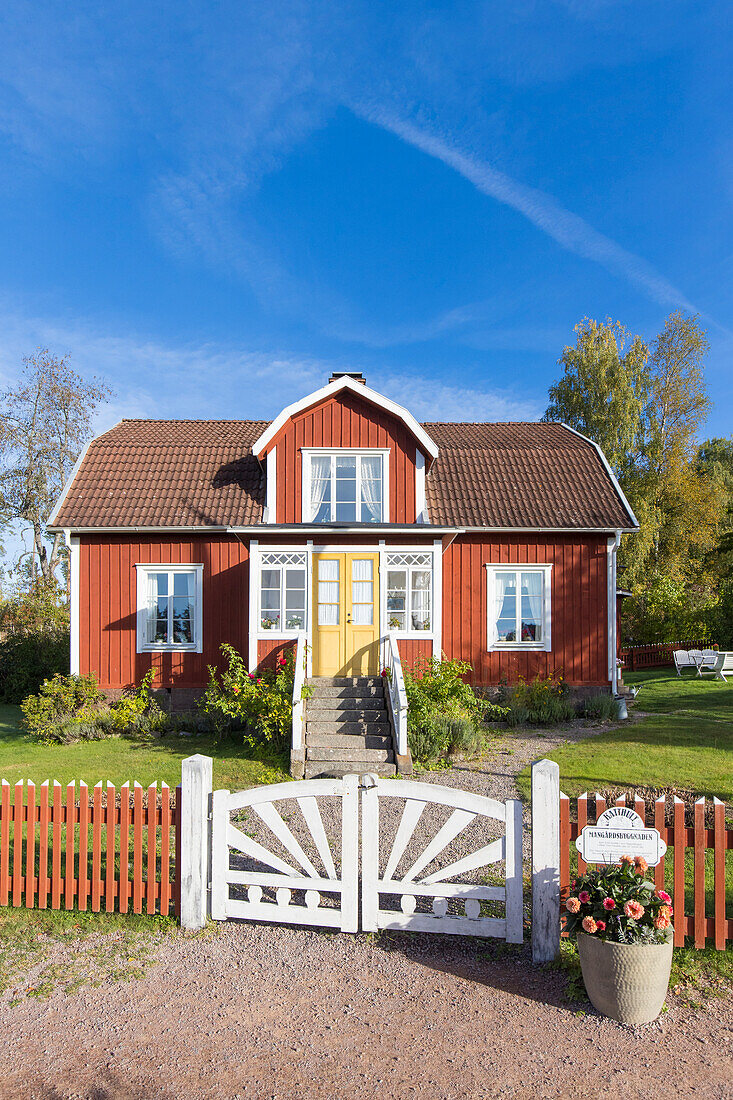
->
[51, 418, 634, 531]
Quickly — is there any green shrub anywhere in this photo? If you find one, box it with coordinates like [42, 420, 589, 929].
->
[404, 657, 488, 764]
[0, 629, 70, 703]
[109, 670, 167, 736]
[502, 672, 576, 726]
[201, 643, 299, 752]
[582, 692, 618, 721]
[21, 672, 106, 743]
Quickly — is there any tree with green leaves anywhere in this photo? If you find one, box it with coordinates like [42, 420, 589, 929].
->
[0, 350, 112, 585]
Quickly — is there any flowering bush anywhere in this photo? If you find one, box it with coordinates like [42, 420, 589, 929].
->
[501, 671, 575, 726]
[564, 858, 674, 945]
[201, 643, 303, 752]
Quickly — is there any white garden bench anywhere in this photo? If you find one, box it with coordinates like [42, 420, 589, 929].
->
[673, 649, 695, 675]
[700, 651, 733, 682]
[674, 649, 719, 676]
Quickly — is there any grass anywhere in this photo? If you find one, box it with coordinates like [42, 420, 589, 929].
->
[0, 704, 289, 791]
[516, 670, 733, 801]
[0, 906, 183, 1003]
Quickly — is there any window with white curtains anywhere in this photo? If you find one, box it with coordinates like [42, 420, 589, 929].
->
[303, 451, 386, 522]
[260, 552, 308, 632]
[485, 566, 552, 650]
[385, 552, 432, 633]
[136, 565, 203, 652]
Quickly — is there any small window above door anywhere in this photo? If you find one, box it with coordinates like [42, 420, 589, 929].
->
[302, 449, 390, 523]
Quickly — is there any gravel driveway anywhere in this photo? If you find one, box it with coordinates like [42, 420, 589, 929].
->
[2, 725, 731, 1100]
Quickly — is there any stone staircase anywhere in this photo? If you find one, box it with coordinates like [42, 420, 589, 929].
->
[304, 676, 397, 779]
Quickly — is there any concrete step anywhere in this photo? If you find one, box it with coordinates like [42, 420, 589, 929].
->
[307, 685, 384, 699]
[304, 761, 397, 779]
[305, 699, 385, 717]
[308, 677, 379, 688]
[307, 732, 392, 750]
[306, 746, 394, 763]
[306, 720, 391, 737]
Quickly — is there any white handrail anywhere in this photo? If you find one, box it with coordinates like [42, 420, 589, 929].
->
[291, 631, 307, 752]
[384, 631, 409, 757]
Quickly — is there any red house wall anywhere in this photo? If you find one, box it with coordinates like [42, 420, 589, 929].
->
[269, 391, 419, 523]
[443, 534, 609, 687]
[79, 535, 250, 690]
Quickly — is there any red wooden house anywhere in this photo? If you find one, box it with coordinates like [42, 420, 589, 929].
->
[49, 372, 636, 737]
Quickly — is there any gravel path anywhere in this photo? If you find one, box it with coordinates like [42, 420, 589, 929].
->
[3, 721, 732, 1100]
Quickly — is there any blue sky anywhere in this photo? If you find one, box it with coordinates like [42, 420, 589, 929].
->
[0, 0, 731, 445]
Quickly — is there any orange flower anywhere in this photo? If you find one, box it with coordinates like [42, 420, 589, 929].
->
[565, 897, 581, 913]
[634, 856, 648, 875]
[659, 904, 672, 920]
[620, 855, 633, 867]
[654, 914, 671, 930]
[582, 916, 598, 934]
[624, 900, 645, 920]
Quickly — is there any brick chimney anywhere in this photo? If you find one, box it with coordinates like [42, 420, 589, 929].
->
[328, 371, 366, 385]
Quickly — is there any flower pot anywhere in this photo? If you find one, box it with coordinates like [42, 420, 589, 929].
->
[577, 932, 673, 1025]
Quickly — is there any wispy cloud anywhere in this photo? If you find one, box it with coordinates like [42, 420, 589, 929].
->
[0, 300, 541, 426]
[357, 106, 700, 313]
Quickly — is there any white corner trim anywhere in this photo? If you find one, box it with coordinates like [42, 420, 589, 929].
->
[607, 532, 620, 691]
[415, 450, 428, 522]
[68, 532, 80, 675]
[48, 428, 114, 526]
[248, 541, 259, 671]
[251, 375, 439, 460]
[135, 563, 204, 654]
[432, 538, 443, 659]
[559, 423, 639, 529]
[264, 447, 277, 523]
[485, 563, 553, 653]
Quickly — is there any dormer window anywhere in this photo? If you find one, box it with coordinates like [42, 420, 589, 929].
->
[302, 450, 389, 523]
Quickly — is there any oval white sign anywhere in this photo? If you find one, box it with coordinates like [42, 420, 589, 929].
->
[575, 806, 667, 867]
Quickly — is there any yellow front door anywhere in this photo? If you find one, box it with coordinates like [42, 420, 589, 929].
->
[312, 553, 380, 677]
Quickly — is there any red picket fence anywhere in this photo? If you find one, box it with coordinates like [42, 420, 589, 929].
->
[619, 640, 715, 671]
[0, 780, 181, 916]
[560, 792, 732, 950]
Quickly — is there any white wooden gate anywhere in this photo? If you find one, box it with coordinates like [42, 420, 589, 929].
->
[361, 775, 524, 942]
[211, 776, 359, 932]
[209, 772, 523, 942]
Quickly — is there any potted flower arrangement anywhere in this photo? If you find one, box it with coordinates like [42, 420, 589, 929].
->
[564, 856, 674, 1025]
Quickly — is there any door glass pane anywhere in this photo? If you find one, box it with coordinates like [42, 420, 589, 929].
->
[352, 603, 373, 625]
[351, 559, 372, 581]
[352, 582, 373, 603]
[317, 559, 339, 625]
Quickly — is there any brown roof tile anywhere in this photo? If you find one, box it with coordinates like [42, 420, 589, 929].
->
[52, 418, 634, 530]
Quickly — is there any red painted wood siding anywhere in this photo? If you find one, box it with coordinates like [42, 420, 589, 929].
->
[442, 534, 609, 686]
[399, 639, 433, 671]
[79, 535, 250, 689]
[269, 391, 419, 523]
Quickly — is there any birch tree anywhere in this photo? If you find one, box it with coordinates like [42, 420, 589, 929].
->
[0, 350, 112, 584]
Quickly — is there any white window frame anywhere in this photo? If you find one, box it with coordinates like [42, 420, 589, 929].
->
[382, 551, 435, 639]
[258, 552, 309, 637]
[136, 564, 204, 653]
[485, 564, 552, 652]
[301, 448, 390, 524]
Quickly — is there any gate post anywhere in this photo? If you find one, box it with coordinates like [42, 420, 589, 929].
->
[181, 754, 213, 931]
[531, 758, 560, 964]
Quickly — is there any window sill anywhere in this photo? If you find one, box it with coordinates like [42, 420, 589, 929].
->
[488, 643, 548, 652]
[138, 644, 200, 654]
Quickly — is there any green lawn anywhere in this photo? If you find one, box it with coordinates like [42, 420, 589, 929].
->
[518, 670, 733, 801]
[0, 705, 289, 792]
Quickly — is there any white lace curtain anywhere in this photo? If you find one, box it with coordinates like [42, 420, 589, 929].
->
[522, 572, 543, 640]
[360, 456, 382, 522]
[489, 572, 512, 645]
[310, 456, 331, 521]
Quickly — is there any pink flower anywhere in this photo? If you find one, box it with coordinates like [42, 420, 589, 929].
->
[656, 889, 672, 904]
[248, 673, 256, 680]
[582, 916, 598, 934]
[565, 897, 581, 914]
[602, 897, 616, 911]
[624, 900, 645, 920]
[578, 890, 590, 904]
[596, 920, 606, 932]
